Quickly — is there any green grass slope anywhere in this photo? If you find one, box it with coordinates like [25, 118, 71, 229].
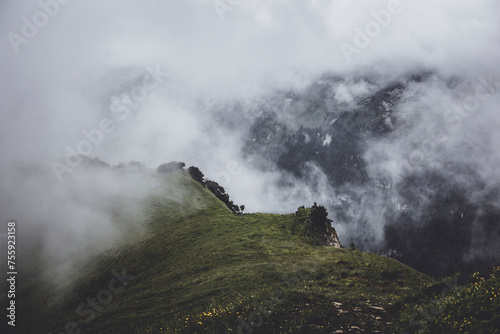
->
[391, 266, 500, 333]
[4, 170, 432, 334]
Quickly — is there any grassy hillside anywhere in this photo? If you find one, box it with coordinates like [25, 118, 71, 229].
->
[0, 169, 444, 333]
[391, 266, 500, 333]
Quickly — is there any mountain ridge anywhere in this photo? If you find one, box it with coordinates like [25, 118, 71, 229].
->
[1, 165, 430, 333]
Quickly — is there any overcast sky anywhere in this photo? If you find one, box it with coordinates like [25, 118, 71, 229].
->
[1, 0, 499, 168]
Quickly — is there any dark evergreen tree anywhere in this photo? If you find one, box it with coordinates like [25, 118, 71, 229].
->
[187, 166, 204, 184]
[205, 180, 242, 214]
[310, 202, 332, 235]
[157, 161, 185, 173]
[290, 203, 336, 246]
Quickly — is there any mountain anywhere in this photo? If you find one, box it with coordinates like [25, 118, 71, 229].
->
[2, 164, 499, 333]
[0, 166, 429, 333]
[210, 73, 500, 278]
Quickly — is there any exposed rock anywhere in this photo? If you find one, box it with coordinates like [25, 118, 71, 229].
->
[368, 305, 386, 312]
[323, 227, 341, 247]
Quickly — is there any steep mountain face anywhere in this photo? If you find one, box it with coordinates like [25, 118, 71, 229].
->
[234, 74, 411, 183]
[210, 73, 500, 277]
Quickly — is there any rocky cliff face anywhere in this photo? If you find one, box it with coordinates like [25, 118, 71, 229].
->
[320, 226, 341, 248]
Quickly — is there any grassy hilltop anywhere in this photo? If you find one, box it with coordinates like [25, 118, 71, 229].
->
[2, 168, 499, 333]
